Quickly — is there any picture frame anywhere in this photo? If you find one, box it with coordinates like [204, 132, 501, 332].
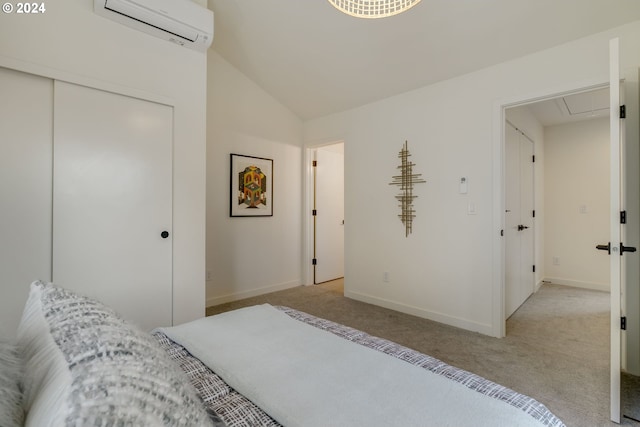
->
[230, 153, 274, 217]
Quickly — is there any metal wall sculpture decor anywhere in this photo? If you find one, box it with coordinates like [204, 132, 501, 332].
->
[389, 141, 426, 237]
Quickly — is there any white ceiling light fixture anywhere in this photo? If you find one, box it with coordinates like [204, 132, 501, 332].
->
[327, 0, 421, 19]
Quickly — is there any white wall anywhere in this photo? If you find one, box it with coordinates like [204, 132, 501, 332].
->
[505, 106, 545, 290]
[544, 118, 610, 291]
[303, 21, 640, 336]
[206, 51, 304, 306]
[0, 0, 208, 326]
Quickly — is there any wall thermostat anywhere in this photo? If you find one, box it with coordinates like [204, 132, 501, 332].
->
[459, 176, 468, 194]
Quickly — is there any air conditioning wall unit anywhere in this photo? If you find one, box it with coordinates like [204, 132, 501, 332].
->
[94, 0, 214, 52]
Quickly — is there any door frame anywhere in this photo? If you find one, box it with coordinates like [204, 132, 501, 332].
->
[491, 80, 609, 338]
[302, 139, 345, 286]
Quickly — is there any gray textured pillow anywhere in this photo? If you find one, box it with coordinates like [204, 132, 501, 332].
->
[0, 340, 24, 427]
[18, 280, 216, 427]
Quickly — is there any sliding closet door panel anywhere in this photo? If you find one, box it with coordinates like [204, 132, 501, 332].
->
[505, 123, 535, 319]
[504, 125, 521, 318]
[53, 81, 173, 331]
[0, 68, 53, 339]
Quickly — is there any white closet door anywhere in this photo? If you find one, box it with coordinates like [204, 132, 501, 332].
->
[504, 125, 521, 317]
[0, 68, 53, 339]
[53, 81, 173, 330]
[505, 125, 534, 318]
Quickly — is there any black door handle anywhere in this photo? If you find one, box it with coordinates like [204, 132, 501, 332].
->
[517, 225, 530, 231]
[621, 243, 637, 255]
[161, 231, 169, 239]
[596, 243, 611, 254]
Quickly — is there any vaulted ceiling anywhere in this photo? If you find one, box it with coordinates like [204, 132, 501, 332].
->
[207, 0, 640, 120]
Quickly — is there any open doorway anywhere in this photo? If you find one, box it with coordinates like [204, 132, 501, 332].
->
[504, 87, 611, 319]
[503, 85, 640, 422]
[308, 142, 344, 285]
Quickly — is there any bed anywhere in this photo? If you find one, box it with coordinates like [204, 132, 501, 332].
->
[4, 281, 566, 427]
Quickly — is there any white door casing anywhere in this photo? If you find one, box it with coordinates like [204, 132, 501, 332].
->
[53, 81, 173, 331]
[314, 144, 345, 284]
[609, 37, 623, 424]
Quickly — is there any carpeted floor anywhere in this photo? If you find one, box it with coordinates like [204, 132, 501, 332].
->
[207, 280, 640, 427]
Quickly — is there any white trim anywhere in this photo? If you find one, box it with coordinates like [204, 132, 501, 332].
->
[345, 290, 493, 336]
[609, 37, 621, 424]
[206, 280, 300, 307]
[302, 146, 314, 286]
[0, 54, 174, 107]
[491, 99, 506, 338]
[543, 278, 610, 293]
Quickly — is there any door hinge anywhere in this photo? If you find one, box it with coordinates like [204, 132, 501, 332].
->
[620, 105, 626, 119]
[532, 210, 536, 218]
[312, 209, 317, 216]
[312, 160, 317, 167]
[532, 265, 536, 273]
[621, 211, 627, 224]
[500, 229, 504, 237]
[532, 155, 535, 163]
[622, 316, 627, 330]
[312, 258, 317, 265]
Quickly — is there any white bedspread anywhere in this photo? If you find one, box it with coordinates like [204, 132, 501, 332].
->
[160, 304, 547, 427]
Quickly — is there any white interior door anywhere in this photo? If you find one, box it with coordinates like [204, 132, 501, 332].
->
[0, 68, 53, 339]
[53, 81, 173, 331]
[505, 123, 534, 318]
[505, 125, 521, 317]
[609, 37, 623, 424]
[314, 144, 344, 284]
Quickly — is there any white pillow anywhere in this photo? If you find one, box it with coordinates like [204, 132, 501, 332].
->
[0, 340, 24, 427]
[17, 281, 216, 427]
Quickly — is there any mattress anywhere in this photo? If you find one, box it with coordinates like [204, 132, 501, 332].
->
[152, 306, 564, 427]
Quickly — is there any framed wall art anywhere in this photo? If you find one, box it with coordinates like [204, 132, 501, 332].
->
[230, 153, 273, 217]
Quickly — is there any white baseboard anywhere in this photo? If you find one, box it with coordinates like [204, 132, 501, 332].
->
[344, 290, 494, 336]
[206, 280, 300, 307]
[543, 277, 609, 293]
[535, 279, 544, 292]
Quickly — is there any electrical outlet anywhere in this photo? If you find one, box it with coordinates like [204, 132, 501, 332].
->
[383, 271, 390, 282]
[552, 257, 560, 266]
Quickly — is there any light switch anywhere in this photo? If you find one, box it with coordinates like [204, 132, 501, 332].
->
[467, 202, 477, 215]
[459, 176, 468, 194]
